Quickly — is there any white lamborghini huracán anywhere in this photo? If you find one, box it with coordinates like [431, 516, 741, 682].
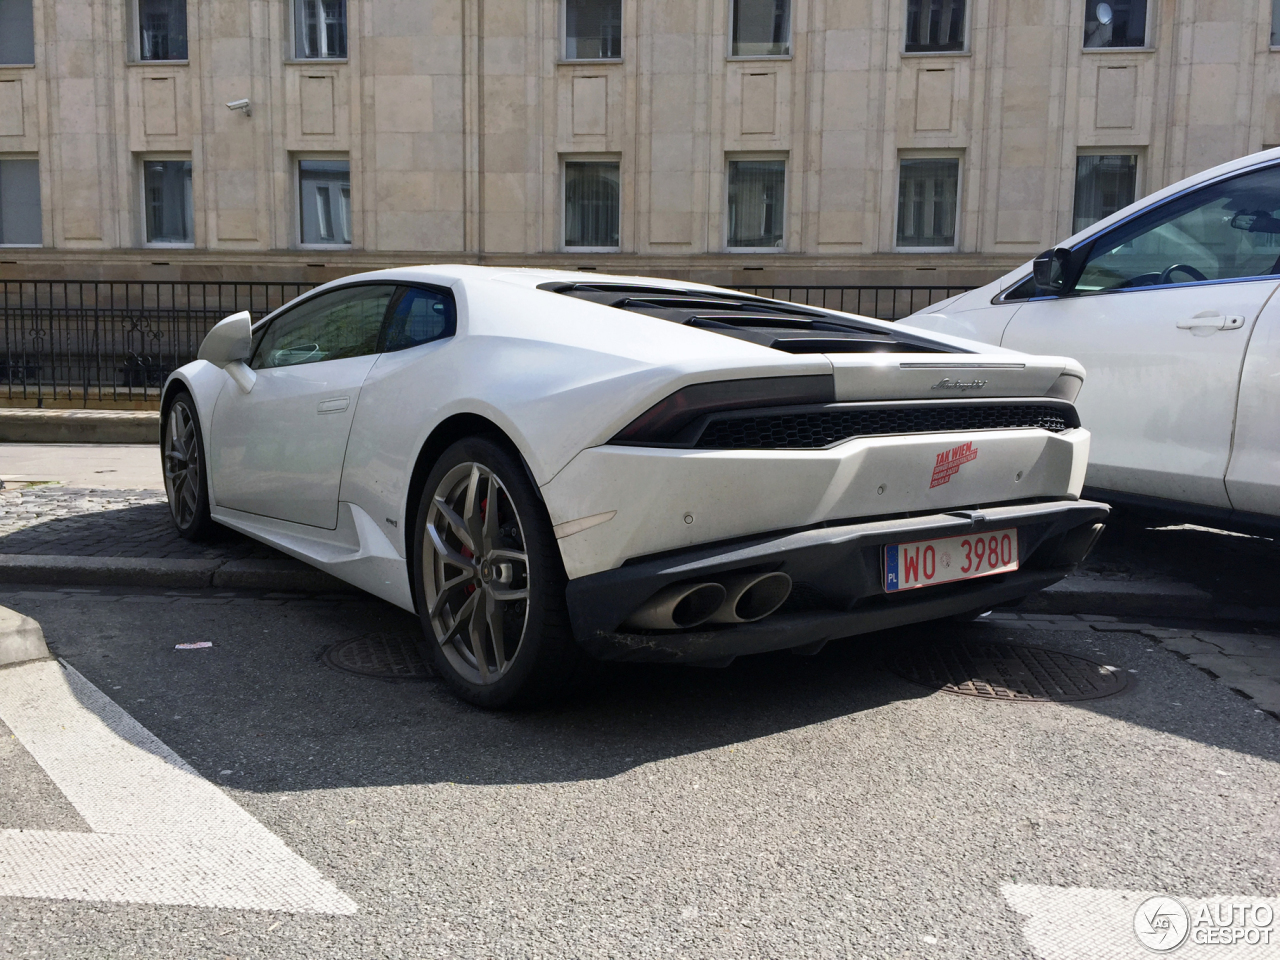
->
[162, 266, 1107, 706]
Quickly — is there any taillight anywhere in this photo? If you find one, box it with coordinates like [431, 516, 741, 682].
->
[612, 375, 835, 444]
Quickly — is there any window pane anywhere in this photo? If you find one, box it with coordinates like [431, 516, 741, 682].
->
[904, 0, 965, 53]
[0, 0, 35, 64]
[896, 158, 958, 248]
[1273, 0, 1280, 47]
[254, 285, 396, 369]
[143, 159, 193, 243]
[295, 0, 347, 58]
[384, 287, 457, 352]
[727, 159, 785, 248]
[0, 158, 40, 245]
[1083, 0, 1145, 48]
[564, 161, 620, 247]
[1073, 155, 1137, 233]
[1076, 164, 1280, 292]
[565, 0, 621, 60]
[732, 0, 790, 57]
[138, 0, 188, 61]
[299, 160, 351, 244]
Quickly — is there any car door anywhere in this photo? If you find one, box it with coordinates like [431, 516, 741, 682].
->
[1000, 162, 1280, 508]
[208, 283, 398, 528]
[1225, 292, 1280, 519]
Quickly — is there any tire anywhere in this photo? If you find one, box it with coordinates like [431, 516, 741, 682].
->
[162, 391, 215, 541]
[412, 436, 589, 709]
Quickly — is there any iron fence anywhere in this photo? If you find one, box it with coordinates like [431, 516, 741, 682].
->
[1, 280, 973, 406]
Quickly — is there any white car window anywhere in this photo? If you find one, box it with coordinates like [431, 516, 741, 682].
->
[383, 286, 456, 352]
[1076, 163, 1280, 292]
[252, 284, 396, 369]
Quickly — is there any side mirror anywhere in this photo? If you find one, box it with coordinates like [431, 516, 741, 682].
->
[197, 311, 253, 368]
[1032, 247, 1074, 294]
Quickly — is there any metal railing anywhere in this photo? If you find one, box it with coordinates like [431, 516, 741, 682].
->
[1, 280, 973, 406]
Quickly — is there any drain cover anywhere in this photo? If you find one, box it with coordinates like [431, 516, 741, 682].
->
[886, 639, 1127, 702]
[323, 634, 433, 680]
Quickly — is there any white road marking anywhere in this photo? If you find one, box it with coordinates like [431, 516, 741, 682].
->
[0, 659, 356, 914]
[1003, 884, 1280, 959]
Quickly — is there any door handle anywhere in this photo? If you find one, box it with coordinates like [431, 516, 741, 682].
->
[1176, 312, 1245, 335]
[317, 396, 350, 414]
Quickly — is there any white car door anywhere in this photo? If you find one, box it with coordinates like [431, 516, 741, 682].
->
[1000, 162, 1280, 508]
[208, 284, 398, 529]
[1225, 293, 1280, 519]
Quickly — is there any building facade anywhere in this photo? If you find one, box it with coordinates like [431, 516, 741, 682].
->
[1, 0, 1279, 286]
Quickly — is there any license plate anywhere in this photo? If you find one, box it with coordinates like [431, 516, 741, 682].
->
[884, 528, 1019, 593]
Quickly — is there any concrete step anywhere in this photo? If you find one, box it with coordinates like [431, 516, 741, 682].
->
[0, 409, 159, 444]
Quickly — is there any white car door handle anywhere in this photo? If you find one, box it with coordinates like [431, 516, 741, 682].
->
[1176, 313, 1245, 333]
[317, 396, 350, 414]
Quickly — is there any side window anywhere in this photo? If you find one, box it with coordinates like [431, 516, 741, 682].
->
[383, 286, 456, 352]
[1075, 164, 1280, 293]
[252, 284, 396, 369]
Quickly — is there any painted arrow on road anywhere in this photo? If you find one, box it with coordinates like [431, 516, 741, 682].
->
[0, 659, 356, 914]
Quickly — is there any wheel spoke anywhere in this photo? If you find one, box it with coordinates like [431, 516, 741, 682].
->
[461, 464, 486, 554]
[431, 497, 474, 552]
[488, 585, 529, 602]
[487, 594, 506, 672]
[481, 482, 501, 554]
[427, 521, 476, 571]
[487, 548, 527, 566]
[468, 595, 489, 681]
[181, 479, 197, 512]
[429, 571, 475, 619]
[439, 590, 479, 648]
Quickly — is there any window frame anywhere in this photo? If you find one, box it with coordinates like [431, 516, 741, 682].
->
[0, 154, 43, 247]
[893, 151, 963, 253]
[138, 153, 195, 248]
[901, 0, 968, 56]
[291, 0, 349, 61]
[295, 154, 353, 249]
[727, 0, 792, 61]
[562, 0, 624, 63]
[1081, 0, 1152, 52]
[562, 155, 622, 252]
[249, 281, 456, 368]
[132, 0, 189, 64]
[724, 153, 788, 253]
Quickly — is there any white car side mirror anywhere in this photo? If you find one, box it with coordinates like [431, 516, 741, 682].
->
[197, 311, 257, 393]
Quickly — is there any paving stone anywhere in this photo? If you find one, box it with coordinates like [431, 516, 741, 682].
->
[1190, 632, 1272, 657]
[1076, 614, 1119, 622]
[1155, 636, 1222, 657]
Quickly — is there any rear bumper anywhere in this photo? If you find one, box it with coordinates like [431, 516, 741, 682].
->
[565, 498, 1110, 663]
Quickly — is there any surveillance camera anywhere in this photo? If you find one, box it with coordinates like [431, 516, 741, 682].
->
[225, 99, 252, 116]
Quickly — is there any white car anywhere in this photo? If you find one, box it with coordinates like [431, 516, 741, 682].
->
[903, 148, 1280, 533]
[162, 266, 1107, 706]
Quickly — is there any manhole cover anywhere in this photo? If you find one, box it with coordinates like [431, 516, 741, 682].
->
[323, 634, 433, 680]
[886, 640, 1127, 702]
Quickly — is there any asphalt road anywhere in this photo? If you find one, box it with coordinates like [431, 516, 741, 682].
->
[1, 587, 1278, 959]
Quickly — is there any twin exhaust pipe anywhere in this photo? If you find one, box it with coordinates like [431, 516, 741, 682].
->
[623, 572, 793, 632]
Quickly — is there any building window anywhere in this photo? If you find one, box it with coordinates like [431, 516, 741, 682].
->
[904, 0, 964, 53]
[564, 161, 620, 248]
[295, 0, 347, 59]
[1074, 154, 1137, 233]
[0, 0, 35, 65]
[299, 159, 351, 245]
[565, 0, 621, 60]
[142, 159, 193, 244]
[731, 0, 790, 57]
[1083, 0, 1146, 49]
[0, 158, 41, 245]
[1272, 0, 1280, 47]
[897, 157, 959, 248]
[138, 0, 188, 61]
[727, 158, 785, 248]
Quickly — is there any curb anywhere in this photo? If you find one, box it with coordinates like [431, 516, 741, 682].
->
[0, 409, 159, 444]
[0, 555, 352, 593]
[0, 605, 51, 666]
[1019, 577, 1280, 623]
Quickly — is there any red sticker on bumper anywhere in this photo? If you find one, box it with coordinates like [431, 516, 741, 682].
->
[930, 440, 978, 488]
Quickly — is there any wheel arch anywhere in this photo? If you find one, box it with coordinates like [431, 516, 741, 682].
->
[403, 413, 541, 592]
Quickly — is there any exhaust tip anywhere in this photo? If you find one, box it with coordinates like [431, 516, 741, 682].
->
[623, 582, 727, 631]
[708, 572, 793, 624]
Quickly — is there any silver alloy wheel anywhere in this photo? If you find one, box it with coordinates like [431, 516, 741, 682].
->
[423, 461, 531, 685]
[163, 400, 201, 529]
